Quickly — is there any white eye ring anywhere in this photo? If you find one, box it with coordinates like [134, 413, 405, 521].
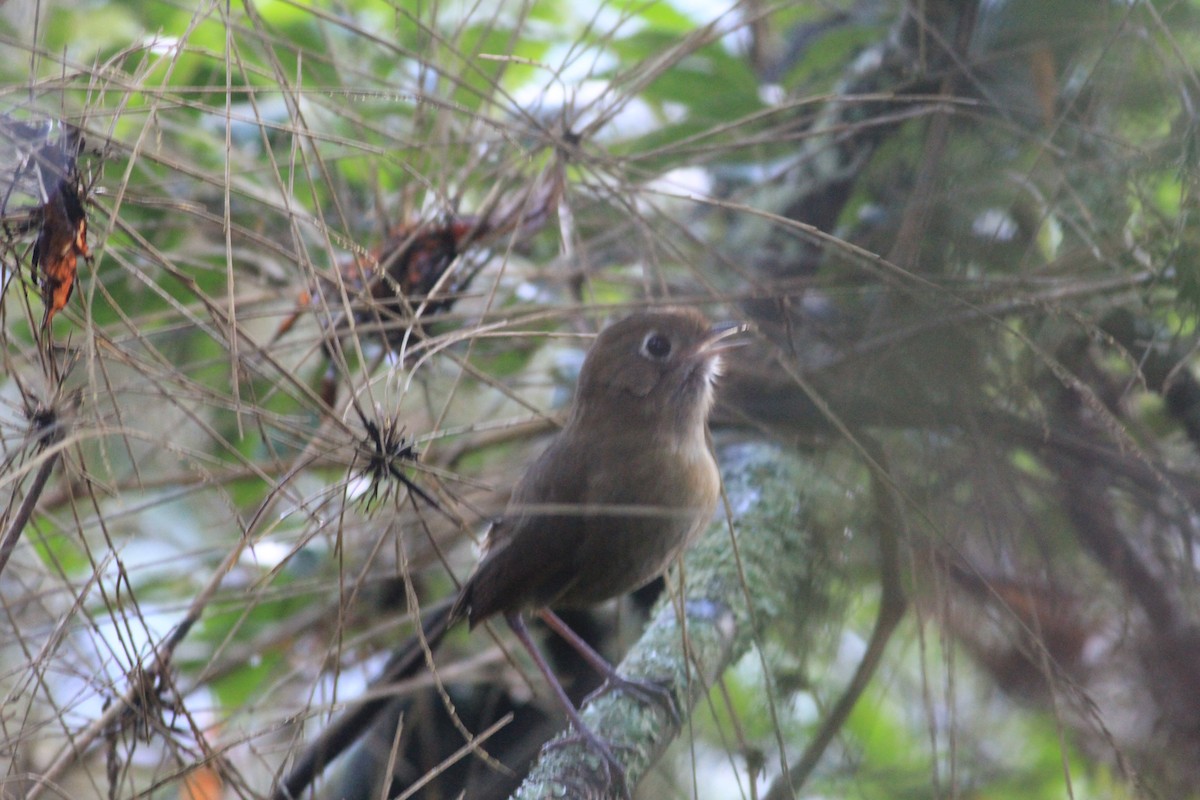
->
[641, 331, 672, 359]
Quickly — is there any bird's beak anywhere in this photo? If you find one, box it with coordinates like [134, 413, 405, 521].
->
[700, 321, 750, 353]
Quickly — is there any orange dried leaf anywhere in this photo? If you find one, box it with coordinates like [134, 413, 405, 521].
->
[32, 182, 88, 329]
[181, 763, 223, 800]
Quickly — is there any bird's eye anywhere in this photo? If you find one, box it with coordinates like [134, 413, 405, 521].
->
[641, 331, 672, 360]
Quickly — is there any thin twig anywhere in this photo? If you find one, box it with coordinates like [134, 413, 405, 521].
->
[762, 438, 908, 800]
[0, 416, 65, 578]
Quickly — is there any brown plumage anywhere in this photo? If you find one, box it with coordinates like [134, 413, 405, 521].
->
[276, 308, 740, 800]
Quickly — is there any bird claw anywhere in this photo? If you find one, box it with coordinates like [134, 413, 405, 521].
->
[584, 675, 681, 727]
[541, 728, 633, 800]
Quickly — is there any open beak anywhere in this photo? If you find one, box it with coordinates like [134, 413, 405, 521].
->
[700, 320, 750, 353]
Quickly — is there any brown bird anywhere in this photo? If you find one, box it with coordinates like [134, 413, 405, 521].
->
[275, 308, 742, 799]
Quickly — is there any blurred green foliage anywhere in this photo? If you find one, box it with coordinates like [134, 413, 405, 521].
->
[1, 1, 1197, 798]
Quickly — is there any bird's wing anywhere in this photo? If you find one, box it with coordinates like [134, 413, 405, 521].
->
[457, 433, 592, 623]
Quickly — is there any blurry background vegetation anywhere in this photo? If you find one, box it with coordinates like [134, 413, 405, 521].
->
[3, 0, 1200, 798]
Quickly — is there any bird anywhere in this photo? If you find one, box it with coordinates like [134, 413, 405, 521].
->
[274, 307, 742, 799]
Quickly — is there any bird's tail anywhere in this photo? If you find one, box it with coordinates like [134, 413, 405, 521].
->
[273, 599, 460, 800]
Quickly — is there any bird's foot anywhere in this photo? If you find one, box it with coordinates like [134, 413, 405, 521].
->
[541, 726, 633, 800]
[584, 674, 680, 726]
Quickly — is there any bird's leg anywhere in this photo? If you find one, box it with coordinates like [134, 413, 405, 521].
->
[504, 612, 630, 799]
[537, 608, 680, 725]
